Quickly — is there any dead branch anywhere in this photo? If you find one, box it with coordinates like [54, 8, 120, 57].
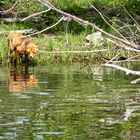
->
[0, 0, 18, 15]
[21, 8, 51, 21]
[102, 63, 140, 76]
[39, 49, 109, 54]
[121, 5, 140, 30]
[0, 8, 51, 23]
[28, 16, 65, 36]
[105, 52, 120, 64]
[107, 38, 140, 53]
[0, 18, 22, 23]
[0, 29, 36, 36]
[89, 4, 127, 41]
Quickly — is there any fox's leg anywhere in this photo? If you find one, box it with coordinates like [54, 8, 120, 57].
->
[25, 53, 29, 66]
[10, 50, 17, 64]
[19, 52, 29, 66]
[9, 49, 13, 63]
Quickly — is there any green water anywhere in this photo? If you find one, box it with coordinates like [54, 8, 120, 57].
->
[0, 63, 140, 140]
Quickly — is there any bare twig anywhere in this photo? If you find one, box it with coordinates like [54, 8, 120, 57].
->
[0, 8, 51, 23]
[121, 5, 140, 30]
[0, 29, 36, 36]
[39, 49, 109, 54]
[21, 8, 51, 21]
[0, 0, 18, 15]
[65, 21, 69, 47]
[28, 16, 65, 36]
[126, 54, 140, 60]
[105, 52, 120, 64]
[89, 4, 127, 41]
[102, 63, 140, 76]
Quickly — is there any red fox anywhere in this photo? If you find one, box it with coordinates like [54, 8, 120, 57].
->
[7, 32, 39, 64]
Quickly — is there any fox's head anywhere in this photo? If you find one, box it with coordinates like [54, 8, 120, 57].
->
[27, 43, 39, 58]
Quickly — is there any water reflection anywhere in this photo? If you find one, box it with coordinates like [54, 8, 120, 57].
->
[8, 66, 38, 93]
[0, 64, 140, 139]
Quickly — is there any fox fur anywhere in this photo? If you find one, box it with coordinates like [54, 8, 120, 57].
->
[7, 32, 39, 64]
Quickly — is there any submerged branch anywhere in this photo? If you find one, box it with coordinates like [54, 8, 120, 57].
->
[102, 63, 140, 76]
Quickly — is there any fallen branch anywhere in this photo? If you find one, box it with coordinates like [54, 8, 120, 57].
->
[89, 4, 127, 41]
[21, 8, 51, 21]
[102, 63, 140, 76]
[0, 29, 36, 36]
[0, 18, 22, 23]
[131, 78, 140, 84]
[105, 52, 120, 64]
[28, 16, 65, 36]
[107, 38, 140, 53]
[121, 5, 140, 30]
[0, 8, 51, 23]
[39, 49, 109, 54]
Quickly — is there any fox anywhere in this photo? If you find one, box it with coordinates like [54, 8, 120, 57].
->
[7, 32, 39, 64]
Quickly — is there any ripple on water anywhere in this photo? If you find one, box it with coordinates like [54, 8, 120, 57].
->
[37, 132, 65, 135]
[0, 119, 29, 126]
[29, 92, 49, 96]
[14, 94, 32, 99]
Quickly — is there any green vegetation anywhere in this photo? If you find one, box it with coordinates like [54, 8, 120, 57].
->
[0, 0, 139, 64]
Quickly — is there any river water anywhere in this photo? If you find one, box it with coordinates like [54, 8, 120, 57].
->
[0, 63, 140, 139]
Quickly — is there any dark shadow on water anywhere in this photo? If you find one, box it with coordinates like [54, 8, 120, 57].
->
[8, 65, 38, 93]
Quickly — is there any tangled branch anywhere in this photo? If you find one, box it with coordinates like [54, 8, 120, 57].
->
[33, 0, 139, 51]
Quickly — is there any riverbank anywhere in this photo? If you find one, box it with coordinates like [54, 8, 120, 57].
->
[0, 31, 134, 65]
[0, 0, 139, 64]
